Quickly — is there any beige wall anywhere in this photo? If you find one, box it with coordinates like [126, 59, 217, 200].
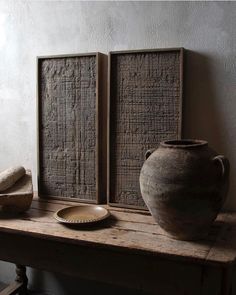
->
[0, 1, 235, 293]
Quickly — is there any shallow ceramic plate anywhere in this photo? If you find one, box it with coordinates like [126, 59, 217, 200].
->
[54, 205, 110, 224]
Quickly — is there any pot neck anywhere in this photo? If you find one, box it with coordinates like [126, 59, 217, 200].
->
[160, 140, 208, 149]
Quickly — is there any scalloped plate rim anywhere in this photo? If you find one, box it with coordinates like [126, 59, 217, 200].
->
[53, 205, 110, 224]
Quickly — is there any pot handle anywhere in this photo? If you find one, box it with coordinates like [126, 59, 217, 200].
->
[145, 148, 156, 160]
[213, 155, 230, 180]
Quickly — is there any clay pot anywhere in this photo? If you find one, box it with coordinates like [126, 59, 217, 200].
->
[139, 140, 230, 240]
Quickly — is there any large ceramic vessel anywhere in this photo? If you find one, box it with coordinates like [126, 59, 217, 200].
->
[139, 140, 230, 240]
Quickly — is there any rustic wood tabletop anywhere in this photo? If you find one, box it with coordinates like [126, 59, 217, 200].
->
[0, 197, 236, 295]
[0, 197, 235, 267]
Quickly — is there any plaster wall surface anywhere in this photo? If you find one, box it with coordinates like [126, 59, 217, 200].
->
[0, 1, 236, 294]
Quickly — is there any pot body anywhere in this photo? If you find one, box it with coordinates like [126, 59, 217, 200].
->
[140, 140, 230, 240]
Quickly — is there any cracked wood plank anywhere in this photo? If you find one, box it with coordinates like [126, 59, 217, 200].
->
[0, 198, 234, 295]
[0, 198, 217, 264]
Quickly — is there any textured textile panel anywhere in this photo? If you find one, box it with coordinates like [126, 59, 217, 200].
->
[38, 55, 98, 202]
[109, 49, 183, 208]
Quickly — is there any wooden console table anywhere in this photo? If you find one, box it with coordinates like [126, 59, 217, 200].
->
[0, 198, 236, 295]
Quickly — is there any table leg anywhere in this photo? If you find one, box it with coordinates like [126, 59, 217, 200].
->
[15, 265, 28, 295]
[221, 266, 233, 295]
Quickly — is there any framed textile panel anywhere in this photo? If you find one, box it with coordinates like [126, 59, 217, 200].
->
[108, 48, 184, 209]
[37, 53, 107, 203]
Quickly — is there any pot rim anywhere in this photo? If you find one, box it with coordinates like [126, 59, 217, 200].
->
[160, 139, 208, 148]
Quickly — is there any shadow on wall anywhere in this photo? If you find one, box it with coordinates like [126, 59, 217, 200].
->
[183, 50, 225, 145]
[183, 50, 234, 209]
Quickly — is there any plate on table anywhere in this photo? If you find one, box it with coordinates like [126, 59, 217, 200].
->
[54, 205, 110, 224]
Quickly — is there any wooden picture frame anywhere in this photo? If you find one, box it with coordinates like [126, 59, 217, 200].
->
[37, 53, 107, 204]
[107, 48, 184, 209]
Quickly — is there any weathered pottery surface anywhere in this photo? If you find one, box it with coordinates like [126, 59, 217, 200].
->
[0, 170, 33, 213]
[54, 205, 110, 224]
[140, 139, 230, 240]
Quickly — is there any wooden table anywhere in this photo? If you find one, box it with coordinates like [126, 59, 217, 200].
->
[0, 198, 236, 295]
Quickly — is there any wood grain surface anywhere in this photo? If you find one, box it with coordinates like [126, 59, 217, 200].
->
[0, 197, 235, 295]
[108, 48, 183, 209]
[0, 197, 235, 266]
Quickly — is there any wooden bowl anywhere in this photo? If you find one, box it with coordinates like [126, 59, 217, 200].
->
[54, 205, 110, 224]
[0, 170, 33, 213]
